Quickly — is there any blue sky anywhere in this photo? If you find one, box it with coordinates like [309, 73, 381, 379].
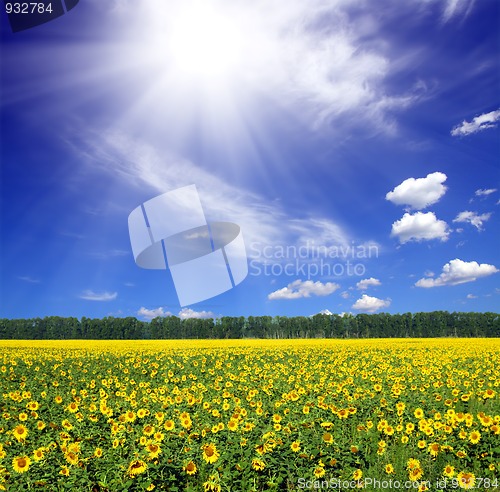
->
[1, 0, 499, 321]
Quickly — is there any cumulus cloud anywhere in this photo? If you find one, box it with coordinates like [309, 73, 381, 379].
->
[451, 109, 500, 136]
[391, 212, 449, 244]
[318, 309, 333, 316]
[137, 307, 214, 320]
[178, 308, 215, 319]
[79, 290, 117, 301]
[137, 307, 172, 320]
[415, 259, 498, 288]
[352, 294, 391, 313]
[386, 172, 447, 210]
[268, 279, 340, 300]
[356, 277, 381, 290]
[475, 188, 497, 197]
[453, 211, 492, 230]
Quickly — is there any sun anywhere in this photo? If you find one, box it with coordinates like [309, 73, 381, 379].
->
[166, 4, 243, 81]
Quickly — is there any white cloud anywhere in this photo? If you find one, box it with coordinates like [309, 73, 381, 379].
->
[356, 277, 381, 290]
[451, 109, 500, 136]
[352, 294, 391, 313]
[137, 307, 214, 320]
[340, 291, 350, 299]
[453, 211, 492, 230]
[81, 131, 353, 259]
[80, 290, 117, 301]
[87, 0, 423, 133]
[89, 249, 130, 259]
[466, 294, 477, 299]
[318, 309, 333, 316]
[391, 212, 449, 244]
[386, 172, 448, 210]
[178, 308, 215, 319]
[137, 307, 172, 320]
[18, 276, 40, 283]
[441, 0, 476, 21]
[475, 188, 497, 197]
[268, 279, 340, 300]
[415, 259, 498, 288]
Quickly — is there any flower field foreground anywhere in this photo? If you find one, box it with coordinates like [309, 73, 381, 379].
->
[0, 338, 499, 491]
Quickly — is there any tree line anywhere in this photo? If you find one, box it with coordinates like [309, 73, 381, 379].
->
[0, 311, 498, 339]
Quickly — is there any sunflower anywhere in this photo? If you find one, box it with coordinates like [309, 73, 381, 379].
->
[314, 466, 325, 478]
[12, 456, 31, 474]
[94, 448, 103, 458]
[322, 432, 333, 444]
[227, 420, 238, 431]
[59, 466, 70, 476]
[154, 431, 164, 442]
[290, 441, 301, 452]
[251, 458, 266, 471]
[62, 419, 73, 430]
[13, 424, 28, 442]
[428, 442, 440, 457]
[32, 448, 45, 462]
[353, 469, 362, 480]
[37, 420, 46, 430]
[385, 464, 395, 474]
[143, 424, 155, 436]
[184, 461, 197, 475]
[65, 451, 79, 466]
[18, 412, 28, 422]
[384, 426, 394, 436]
[164, 420, 175, 431]
[457, 472, 475, 490]
[66, 402, 78, 413]
[127, 459, 147, 477]
[202, 443, 220, 464]
[469, 431, 480, 444]
[414, 408, 424, 419]
[146, 443, 161, 459]
[202, 475, 221, 492]
[443, 465, 455, 478]
[409, 467, 423, 481]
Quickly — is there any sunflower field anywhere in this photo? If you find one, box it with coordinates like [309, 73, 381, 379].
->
[0, 339, 499, 491]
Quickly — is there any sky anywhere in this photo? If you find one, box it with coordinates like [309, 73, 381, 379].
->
[1, 0, 499, 321]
